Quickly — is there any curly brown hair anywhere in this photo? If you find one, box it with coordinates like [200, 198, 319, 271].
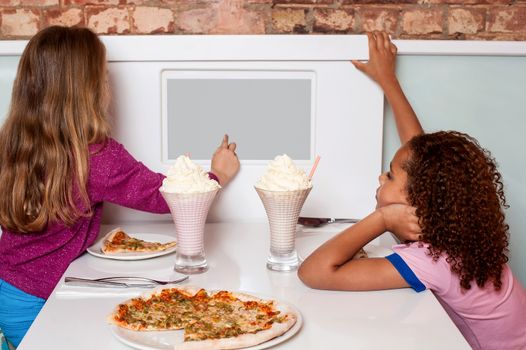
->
[404, 131, 509, 290]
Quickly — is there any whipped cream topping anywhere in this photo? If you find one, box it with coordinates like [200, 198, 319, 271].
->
[255, 154, 312, 191]
[160, 155, 220, 194]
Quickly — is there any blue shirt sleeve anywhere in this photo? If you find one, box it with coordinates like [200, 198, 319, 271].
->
[386, 253, 426, 292]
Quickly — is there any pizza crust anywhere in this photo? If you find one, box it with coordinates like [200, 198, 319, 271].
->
[353, 248, 368, 259]
[101, 227, 176, 254]
[108, 285, 298, 350]
[103, 227, 122, 243]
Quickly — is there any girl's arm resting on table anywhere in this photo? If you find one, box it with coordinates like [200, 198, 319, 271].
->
[298, 210, 410, 291]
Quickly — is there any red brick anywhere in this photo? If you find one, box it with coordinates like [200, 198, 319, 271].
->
[313, 8, 354, 33]
[45, 8, 84, 27]
[176, 2, 265, 34]
[419, 0, 510, 4]
[488, 6, 526, 33]
[342, 0, 416, 3]
[127, 0, 177, 4]
[20, 0, 59, 5]
[86, 6, 130, 34]
[271, 8, 307, 33]
[124, 0, 150, 4]
[357, 7, 399, 33]
[465, 32, 526, 40]
[65, 0, 123, 5]
[132, 6, 174, 34]
[1, 0, 526, 41]
[176, 7, 217, 34]
[0, 8, 40, 37]
[402, 8, 443, 35]
[242, 0, 272, 3]
[398, 32, 444, 39]
[448, 7, 484, 35]
[273, 0, 333, 4]
[211, 0, 266, 34]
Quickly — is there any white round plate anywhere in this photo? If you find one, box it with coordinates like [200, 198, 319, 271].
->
[365, 245, 394, 258]
[86, 233, 177, 261]
[110, 296, 302, 350]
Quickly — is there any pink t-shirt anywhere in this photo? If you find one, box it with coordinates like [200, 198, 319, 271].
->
[389, 242, 526, 350]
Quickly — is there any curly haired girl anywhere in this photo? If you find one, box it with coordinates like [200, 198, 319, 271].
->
[298, 32, 526, 350]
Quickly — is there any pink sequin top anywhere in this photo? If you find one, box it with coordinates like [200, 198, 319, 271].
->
[0, 139, 170, 299]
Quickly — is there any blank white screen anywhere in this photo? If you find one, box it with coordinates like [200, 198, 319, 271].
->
[164, 75, 312, 161]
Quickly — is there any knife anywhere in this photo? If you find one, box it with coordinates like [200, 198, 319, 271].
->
[64, 275, 189, 288]
[64, 277, 129, 288]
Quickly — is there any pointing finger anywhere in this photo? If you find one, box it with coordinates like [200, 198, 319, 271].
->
[220, 134, 228, 148]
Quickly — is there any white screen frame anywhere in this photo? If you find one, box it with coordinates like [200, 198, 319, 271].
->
[160, 69, 317, 165]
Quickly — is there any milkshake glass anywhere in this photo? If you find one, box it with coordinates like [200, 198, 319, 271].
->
[159, 155, 220, 274]
[255, 155, 313, 271]
[256, 186, 311, 271]
[161, 189, 218, 274]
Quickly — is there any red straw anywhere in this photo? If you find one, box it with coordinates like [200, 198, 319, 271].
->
[308, 155, 321, 179]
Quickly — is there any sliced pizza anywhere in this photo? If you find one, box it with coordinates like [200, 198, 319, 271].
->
[354, 248, 368, 259]
[101, 228, 176, 254]
[108, 285, 298, 350]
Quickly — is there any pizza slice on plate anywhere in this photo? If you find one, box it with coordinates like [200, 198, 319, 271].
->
[108, 285, 298, 350]
[101, 228, 176, 254]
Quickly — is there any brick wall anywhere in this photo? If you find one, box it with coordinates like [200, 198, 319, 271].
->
[0, 1, 525, 40]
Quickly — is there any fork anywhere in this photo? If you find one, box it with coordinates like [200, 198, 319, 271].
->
[64, 275, 189, 288]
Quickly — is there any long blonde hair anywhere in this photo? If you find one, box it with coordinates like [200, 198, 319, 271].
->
[0, 26, 111, 233]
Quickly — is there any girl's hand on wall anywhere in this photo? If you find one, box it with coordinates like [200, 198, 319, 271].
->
[211, 134, 240, 187]
[377, 204, 422, 242]
[352, 31, 398, 90]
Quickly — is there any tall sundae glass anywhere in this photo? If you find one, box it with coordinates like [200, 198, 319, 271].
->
[255, 155, 313, 272]
[160, 155, 220, 274]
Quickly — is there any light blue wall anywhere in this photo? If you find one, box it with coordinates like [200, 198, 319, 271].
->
[384, 55, 526, 285]
[0, 56, 18, 239]
[0, 56, 18, 122]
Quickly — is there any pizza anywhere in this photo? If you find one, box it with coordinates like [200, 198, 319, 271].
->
[101, 228, 176, 254]
[108, 285, 298, 350]
[354, 248, 368, 259]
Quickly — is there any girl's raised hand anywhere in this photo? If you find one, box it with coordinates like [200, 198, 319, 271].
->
[353, 31, 423, 142]
[211, 134, 240, 187]
[352, 31, 398, 89]
[377, 203, 422, 242]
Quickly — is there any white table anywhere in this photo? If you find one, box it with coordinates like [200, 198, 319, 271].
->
[18, 223, 470, 350]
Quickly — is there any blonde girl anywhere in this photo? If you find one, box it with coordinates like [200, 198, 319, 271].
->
[0, 26, 239, 348]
